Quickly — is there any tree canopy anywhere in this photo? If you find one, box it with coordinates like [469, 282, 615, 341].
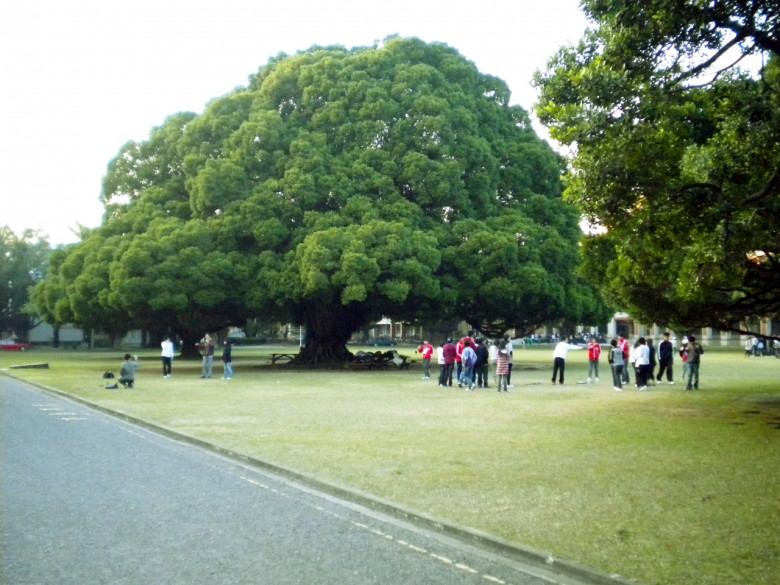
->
[35, 37, 607, 363]
[534, 0, 780, 337]
[0, 227, 49, 340]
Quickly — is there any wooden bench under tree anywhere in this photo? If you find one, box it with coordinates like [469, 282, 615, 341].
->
[348, 350, 415, 370]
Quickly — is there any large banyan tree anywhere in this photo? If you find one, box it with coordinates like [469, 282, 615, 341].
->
[35, 37, 606, 364]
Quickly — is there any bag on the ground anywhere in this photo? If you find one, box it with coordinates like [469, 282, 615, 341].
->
[103, 371, 115, 379]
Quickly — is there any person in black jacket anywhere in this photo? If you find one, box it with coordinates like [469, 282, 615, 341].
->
[647, 338, 657, 386]
[656, 332, 675, 384]
[221, 340, 233, 380]
[474, 338, 490, 388]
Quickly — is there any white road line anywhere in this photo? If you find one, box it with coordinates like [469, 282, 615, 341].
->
[237, 473, 521, 585]
[455, 562, 478, 574]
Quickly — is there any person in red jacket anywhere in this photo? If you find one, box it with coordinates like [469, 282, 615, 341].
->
[454, 337, 465, 385]
[439, 338, 457, 387]
[587, 337, 601, 383]
[618, 334, 630, 384]
[417, 340, 434, 380]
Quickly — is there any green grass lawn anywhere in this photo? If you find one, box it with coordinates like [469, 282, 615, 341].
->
[3, 345, 779, 585]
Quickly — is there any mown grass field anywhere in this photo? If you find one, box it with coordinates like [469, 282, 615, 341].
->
[2, 344, 778, 585]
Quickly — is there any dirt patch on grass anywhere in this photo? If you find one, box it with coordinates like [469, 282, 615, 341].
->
[741, 397, 780, 430]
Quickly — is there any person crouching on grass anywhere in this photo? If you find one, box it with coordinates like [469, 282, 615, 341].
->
[119, 354, 140, 388]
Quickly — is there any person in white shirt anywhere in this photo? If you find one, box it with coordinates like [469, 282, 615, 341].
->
[629, 341, 638, 385]
[503, 334, 514, 387]
[161, 336, 174, 378]
[552, 338, 583, 385]
[436, 343, 446, 384]
[634, 337, 651, 391]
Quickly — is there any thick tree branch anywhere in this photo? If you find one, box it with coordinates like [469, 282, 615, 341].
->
[673, 31, 749, 84]
[743, 160, 780, 205]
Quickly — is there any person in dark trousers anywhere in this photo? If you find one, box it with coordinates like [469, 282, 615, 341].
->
[656, 332, 675, 384]
[608, 339, 625, 391]
[647, 338, 657, 386]
[475, 338, 490, 388]
[635, 337, 651, 391]
[551, 338, 582, 385]
[161, 336, 174, 378]
[439, 338, 456, 387]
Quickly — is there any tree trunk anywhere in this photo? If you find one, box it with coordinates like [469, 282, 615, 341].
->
[179, 331, 204, 359]
[294, 337, 353, 366]
[290, 300, 366, 367]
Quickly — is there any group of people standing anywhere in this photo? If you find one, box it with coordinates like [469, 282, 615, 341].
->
[114, 335, 234, 389]
[421, 333, 514, 392]
[195, 335, 233, 380]
[417, 330, 707, 394]
[744, 336, 779, 357]
[607, 332, 703, 391]
[160, 334, 234, 380]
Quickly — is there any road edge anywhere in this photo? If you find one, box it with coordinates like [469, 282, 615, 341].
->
[13, 377, 641, 585]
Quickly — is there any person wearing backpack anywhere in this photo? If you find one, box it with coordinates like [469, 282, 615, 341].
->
[461, 339, 478, 391]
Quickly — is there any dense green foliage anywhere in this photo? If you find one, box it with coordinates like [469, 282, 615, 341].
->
[35, 38, 608, 362]
[0, 227, 49, 339]
[534, 0, 780, 336]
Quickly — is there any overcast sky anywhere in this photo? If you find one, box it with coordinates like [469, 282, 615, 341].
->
[1, 0, 589, 245]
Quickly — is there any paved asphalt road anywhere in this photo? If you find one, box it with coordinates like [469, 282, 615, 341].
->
[1, 377, 588, 585]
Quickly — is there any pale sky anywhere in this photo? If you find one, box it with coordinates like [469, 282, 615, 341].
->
[1, 0, 589, 245]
